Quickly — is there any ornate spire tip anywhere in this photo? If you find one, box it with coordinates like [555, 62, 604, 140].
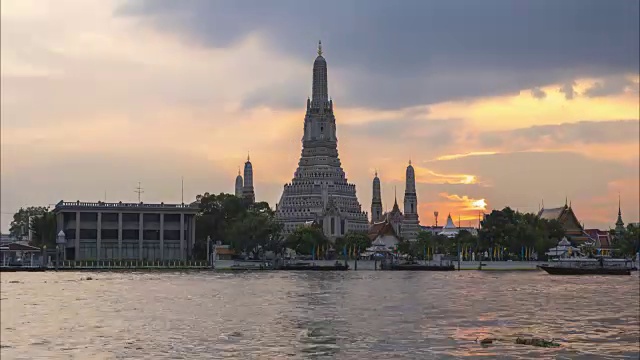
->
[317, 40, 323, 56]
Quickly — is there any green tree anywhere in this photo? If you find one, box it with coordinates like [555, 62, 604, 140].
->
[193, 192, 249, 259]
[479, 207, 565, 260]
[9, 206, 50, 241]
[285, 225, 329, 256]
[29, 212, 57, 248]
[340, 231, 372, 253]
[613, 224, 640, 257]
[227, 212, 263, 258]
[396, 240, 413, 259]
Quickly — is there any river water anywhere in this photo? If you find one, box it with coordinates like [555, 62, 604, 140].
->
[1, 271, 638, 359]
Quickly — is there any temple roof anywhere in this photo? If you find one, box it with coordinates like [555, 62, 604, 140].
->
[584, 229, 612, 249]
[538, 207, 566, 221]
[367, 219, 399, 241]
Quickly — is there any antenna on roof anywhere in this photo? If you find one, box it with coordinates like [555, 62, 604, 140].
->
[135, 182, 144, 202]
[181, 176, 184, 204]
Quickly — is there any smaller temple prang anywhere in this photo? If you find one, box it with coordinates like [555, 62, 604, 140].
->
[371, 171, 383, 223]
[401, 161, 420, 240]
[235, 166, 243, 198]
[615, 194, 625, 235]
[242, 155, 255, 203]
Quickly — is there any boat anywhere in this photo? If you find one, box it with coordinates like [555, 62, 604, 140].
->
[380, 260, 456, 271]
[228, 260, 271, 271]
[537, 257, 637, 275]
[0, 266, 46, 272]
[276, 261, 349, 271]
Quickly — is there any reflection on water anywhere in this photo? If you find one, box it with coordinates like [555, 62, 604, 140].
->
[1, 271, 638, 359]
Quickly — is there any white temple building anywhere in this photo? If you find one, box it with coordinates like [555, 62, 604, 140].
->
[275, 42, 369, 240]
[545, 237, 580, 258]
[438, 214, 458, 238]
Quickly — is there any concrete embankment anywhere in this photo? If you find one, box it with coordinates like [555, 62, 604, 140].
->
[213, 259, 544, 271]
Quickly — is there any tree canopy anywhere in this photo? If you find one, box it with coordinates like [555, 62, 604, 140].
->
[193, 193, 281, 259]
[395, 207, 567, 260]
[335, 231, 372, 254]
[9, 206, 50, 241]
[613, 224, 640, 257]
[284, 225, 329, 256]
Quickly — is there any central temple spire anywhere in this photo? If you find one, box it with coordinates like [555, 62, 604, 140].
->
[275, 42, 369, 239]
[312, 40, 329, 106]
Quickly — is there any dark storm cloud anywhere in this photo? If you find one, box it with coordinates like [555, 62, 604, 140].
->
[341, 118, 464, 148]
[583, 76, 639, 98]
[477, 120, 640, 148]
[118, 0, 640, 110]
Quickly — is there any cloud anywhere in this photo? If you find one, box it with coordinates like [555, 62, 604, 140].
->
[118, 0, 640, 110]
[413, 167, 478, 185]
[583, 75, 639, 97]
[340, 117, 466, 151]
[559, 81, 578, 100]
[530, 87, 547, 99]
[476, 120, 640, 148]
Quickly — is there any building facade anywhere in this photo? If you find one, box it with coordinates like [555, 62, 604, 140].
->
[275, 42, 369, 239]
[53, 201, 199, 261]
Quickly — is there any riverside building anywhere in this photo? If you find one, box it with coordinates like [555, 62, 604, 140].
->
[53, 200, 199, 261]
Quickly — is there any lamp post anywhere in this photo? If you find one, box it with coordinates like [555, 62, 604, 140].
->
[56, 231, 66, 269]
[206, 236, 211, 267]
[457, 234, 461, 271]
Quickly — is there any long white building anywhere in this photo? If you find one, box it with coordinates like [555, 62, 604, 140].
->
[53, 200, 199, 261]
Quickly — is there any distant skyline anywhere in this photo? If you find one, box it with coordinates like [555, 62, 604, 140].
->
[1, 0, 639, 231]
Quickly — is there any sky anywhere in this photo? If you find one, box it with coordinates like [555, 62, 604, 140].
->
[1, 0, 639, 231]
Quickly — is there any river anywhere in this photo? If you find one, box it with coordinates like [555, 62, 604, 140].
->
[1, 271, 638, 359]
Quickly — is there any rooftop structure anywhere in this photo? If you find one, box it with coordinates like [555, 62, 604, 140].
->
[53, 200, 199, 261]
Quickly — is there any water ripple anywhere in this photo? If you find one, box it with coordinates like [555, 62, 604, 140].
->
[1, 271, 638, 359]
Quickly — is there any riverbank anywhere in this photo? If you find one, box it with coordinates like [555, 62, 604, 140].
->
[213, 260, 546, 271]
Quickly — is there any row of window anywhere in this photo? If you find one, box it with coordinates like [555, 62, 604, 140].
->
[78, 243, 183, 260]
[63, 213, 188, 223]
[64, 229, 187, 241]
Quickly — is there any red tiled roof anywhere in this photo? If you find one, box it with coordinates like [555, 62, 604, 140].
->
[368, 220, 398, 240]
[584, 229, 612, 248]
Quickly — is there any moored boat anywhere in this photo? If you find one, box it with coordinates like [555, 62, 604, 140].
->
[380, 263, 455, 271]
[276, 261, 349, 271]
[537, 257, 636, 275]
[380, 259, 456, 271]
